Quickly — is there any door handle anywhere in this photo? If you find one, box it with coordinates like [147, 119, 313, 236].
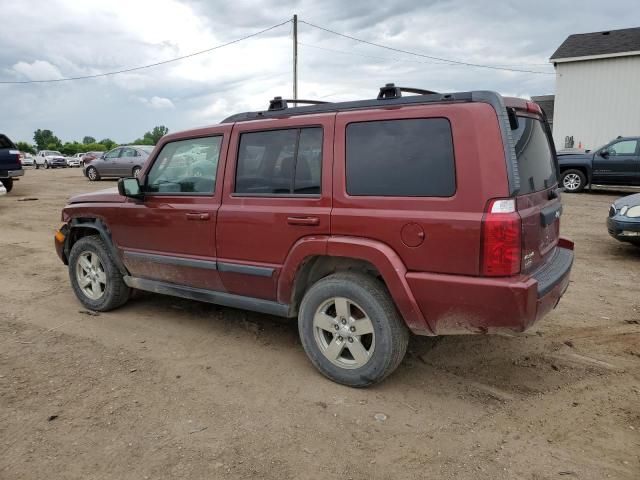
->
[186, 212, 210, 221]
[287, 216, 320, 226]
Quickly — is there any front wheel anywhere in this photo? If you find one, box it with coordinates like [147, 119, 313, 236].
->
[45, 161, 49, 169]
[68, 236, 130, 311]
[562, 169, 587, 193]
[298, 272, 409, 387]
[1, 178, 13, 193]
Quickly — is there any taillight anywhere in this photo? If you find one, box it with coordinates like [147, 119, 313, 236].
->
[481, 199, 522, 277]
[526, 101, 542, 115]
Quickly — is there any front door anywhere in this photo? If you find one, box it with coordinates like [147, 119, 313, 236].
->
[592, 139, 639, 185]
[102, 148, 122, 175]
[109, 127, 230, 291]
[216, 114, 334, 300]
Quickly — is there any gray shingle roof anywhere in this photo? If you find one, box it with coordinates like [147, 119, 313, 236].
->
[550, 27, 640, 60]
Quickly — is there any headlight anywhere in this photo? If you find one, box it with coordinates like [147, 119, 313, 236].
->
[620, 206, 629, 216]
[626, 205, 640, 218]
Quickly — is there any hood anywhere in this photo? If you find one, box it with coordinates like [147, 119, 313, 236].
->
[613, 193, 640, 208]
[557, 153, 591, 163]
[69, 187, 125, 204]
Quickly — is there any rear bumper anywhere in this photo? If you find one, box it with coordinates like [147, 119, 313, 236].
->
[0, 169, 24, 179]
[406, 240, 574, 335]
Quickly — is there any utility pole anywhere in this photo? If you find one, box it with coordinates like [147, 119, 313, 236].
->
[293, 14, 298, 100]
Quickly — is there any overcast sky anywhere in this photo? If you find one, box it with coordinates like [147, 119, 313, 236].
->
[1, 0, 637, 144]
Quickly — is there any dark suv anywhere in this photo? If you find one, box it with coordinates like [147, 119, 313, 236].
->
[55, 85, 574, 387]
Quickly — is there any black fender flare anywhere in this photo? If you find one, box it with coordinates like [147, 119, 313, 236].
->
[65, 219, 129, 275]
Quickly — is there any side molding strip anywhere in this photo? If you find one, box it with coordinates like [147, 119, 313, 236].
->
[123, 276, 291, 317]
[217, 262, 274, 278]
[124, 251, 218, 270]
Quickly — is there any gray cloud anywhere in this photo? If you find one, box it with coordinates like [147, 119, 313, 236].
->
[1, 0, 638, 144]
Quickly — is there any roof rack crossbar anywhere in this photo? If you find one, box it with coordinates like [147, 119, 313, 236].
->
[268, 97, 329, 111]
[377, 83, 439, 100]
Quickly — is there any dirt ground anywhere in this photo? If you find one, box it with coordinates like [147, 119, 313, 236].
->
[1, 168, 639, 480]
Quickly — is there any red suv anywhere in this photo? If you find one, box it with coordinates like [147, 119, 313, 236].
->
[55, 85, 574, 387]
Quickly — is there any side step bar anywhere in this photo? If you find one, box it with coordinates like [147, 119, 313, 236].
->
[123, 276, 292, 318]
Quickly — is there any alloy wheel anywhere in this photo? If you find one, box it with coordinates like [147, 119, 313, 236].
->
[312, 297, 375, 369]
[75, 251, 106, 300]
[563, 173, 581, 191]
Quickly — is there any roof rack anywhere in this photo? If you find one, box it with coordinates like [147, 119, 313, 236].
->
[377, 83, 439, 100]
[268, 97, 329, 111]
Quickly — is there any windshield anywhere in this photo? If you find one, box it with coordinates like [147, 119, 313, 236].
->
[44, 150, 62, 156]
[512, 116, 557, 194]
[139, 146, 154, 154]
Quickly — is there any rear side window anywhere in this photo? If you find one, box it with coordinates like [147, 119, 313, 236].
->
[512, 116, 557, 194]
[235, 127, 323, 195]
[345, 118, 455, 197]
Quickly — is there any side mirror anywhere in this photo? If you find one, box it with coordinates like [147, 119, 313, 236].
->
[118, 177, 143, 199]
[600, 149, 610, 158]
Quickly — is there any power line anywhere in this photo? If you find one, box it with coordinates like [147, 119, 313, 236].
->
[0, 19, 291, 85]
[299, 20, 555, 75]
[300, 41, 553, 69]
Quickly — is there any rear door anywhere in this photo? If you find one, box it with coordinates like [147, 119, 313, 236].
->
[592, 139, 639, 185]
[216, 114, 333, 300]
[510, 113, 561, 273]
[117, 147, 137, 176]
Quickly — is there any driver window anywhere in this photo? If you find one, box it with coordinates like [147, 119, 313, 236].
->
[608, 140, 637, 156]
[120, 148, 136, 158]
[145, 136, 222, 195]
[105, 149, 121, 159]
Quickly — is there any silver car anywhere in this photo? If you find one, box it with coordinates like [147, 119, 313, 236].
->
[82, 145, 154, 181]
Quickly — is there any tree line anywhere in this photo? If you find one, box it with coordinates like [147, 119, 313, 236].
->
[16, 126, 169, 155]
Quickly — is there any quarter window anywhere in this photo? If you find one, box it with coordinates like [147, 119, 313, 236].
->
[235, 127, 323, 195]
[146, 136, 222, 194]
[346, 118, 456, 196]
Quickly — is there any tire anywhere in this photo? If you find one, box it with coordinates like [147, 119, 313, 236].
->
[35, 162, 39, 170]
[132, 166, 141, 178]
[45, 161, 49, 169]
[561, 169, 586, 193]
[298, 272, 409, 387]
[1, 178, 13, 192]
[86, 166, 100, 181]
[68, 235, 130, 311]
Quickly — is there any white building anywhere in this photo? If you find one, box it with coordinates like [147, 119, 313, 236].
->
[550, 27, 640, 151]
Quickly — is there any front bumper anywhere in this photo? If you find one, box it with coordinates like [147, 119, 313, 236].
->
[406, 240, 574, 335]
[607, 216, 640, 244]
[0, 169, 24, 179]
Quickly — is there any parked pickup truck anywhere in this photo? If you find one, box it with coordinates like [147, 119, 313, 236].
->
[558, 136, 640, 192]
[0, 134, 24, 193]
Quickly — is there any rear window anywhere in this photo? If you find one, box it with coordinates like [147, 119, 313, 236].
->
[512, 116, 557, 194]
[0, 135, 15, 149]
[345, 118, 455, 197]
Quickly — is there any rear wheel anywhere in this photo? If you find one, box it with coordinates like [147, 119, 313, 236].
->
[1, 178, 13, 192]
[298, 272, 409, 387]
[68, 236, 130, 311]
[562, 169, 586, 193]
[86, 166, 99, 181]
